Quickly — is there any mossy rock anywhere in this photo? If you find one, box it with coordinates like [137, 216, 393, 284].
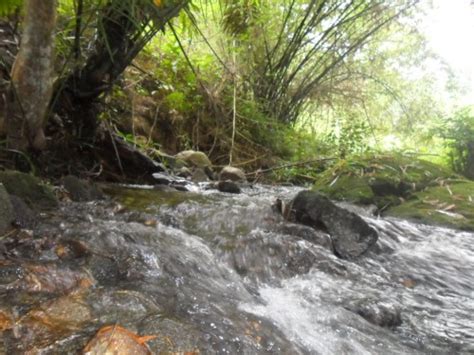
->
[313, 154, 459, 208]
[175, 150, 212, 168]
[386, 180, 474, 231]
[0, 170, 58, 210]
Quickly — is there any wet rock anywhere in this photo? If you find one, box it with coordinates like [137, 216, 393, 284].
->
[0, 170, 58, 210]
[151, 172, 174, 185]
[11, 292, 93, 352]
[87, 289, 162, 325]
[175, 150, 212, 168]
[0, 308, 13, 331]
[62, 175, 104, 201]
[0, 184, 14, 235]
[222, 232, 323, 282]
[83, 325, 156, 354]
[1, 262, 94, 294]
[218, 181, 241, 194]
[170, 184, 189, 192]
[152, 172, 189, 190]
[139, 316, 202, 354]
[286, 190, 378, 259]
[219, 166, 247, 182]
[0, 260, 26, 288]
[346, 299, 402, 328]
[192, 167, 210, 182]
[9, 194, 37, 228]
[277, 223, 332, 250]
[153, 184, 179, 192]
[177, 166, 192, 178]
[55, 239, 91, 260]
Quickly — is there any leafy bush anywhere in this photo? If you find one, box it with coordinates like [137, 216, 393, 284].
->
[439, 107, 474, 178]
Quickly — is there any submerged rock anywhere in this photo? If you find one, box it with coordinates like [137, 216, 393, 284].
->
[139, 316, 202, 354]
[346, 299, 402, 328]
[0, 261, 94, 294]
[277, 222, 332, 250]
[15, 292, 93, 350]
[0, 170, 58, 210]
[0, 184, 14, 235]
[285, 190, 378, 259]
[83, 325, 156, 355]
[219, 166, 247, 182]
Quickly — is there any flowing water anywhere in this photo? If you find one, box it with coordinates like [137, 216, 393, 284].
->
[1, 184, 473, 354]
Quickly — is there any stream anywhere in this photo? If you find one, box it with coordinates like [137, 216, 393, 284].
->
[1, 184, 473, 354]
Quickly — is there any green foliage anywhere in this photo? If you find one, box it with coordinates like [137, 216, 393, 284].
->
[0, 0, 22, 16]
[325, 117, 371, 158]
[222, 0, 260, 36]
[312, 153, 458, 207]
[438, 107, 474, 175]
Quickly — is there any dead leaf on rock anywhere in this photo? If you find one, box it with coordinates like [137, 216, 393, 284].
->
[83, 325, 157, 355]
[0, 309, 13, 331]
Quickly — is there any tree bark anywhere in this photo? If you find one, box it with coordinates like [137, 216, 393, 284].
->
[7, 0, 56, 151]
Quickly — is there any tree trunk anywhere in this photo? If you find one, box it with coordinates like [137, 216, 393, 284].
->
[7, 0, 56, 151]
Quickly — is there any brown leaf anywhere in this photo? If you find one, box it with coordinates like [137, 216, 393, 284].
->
[83, 325, 156, 355]
[0, 309, 13, 331]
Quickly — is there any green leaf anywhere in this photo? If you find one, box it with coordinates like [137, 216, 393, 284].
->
[0, 0, 23, 16]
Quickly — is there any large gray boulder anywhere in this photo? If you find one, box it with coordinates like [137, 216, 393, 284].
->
[286, 190, 378, 259]
[0, 184, 14, 235]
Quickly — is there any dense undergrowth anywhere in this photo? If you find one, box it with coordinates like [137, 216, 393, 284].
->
[0, 1, 473, 187]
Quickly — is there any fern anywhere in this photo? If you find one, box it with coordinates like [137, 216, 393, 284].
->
[0, 0, 23, 16]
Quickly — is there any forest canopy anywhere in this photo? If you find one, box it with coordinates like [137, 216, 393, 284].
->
[0, 0, 472, 181]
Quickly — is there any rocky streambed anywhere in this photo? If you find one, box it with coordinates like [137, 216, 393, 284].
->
[0, 173, 473, 354]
